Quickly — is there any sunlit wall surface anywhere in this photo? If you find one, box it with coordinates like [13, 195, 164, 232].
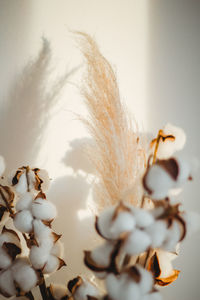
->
[0, 1, 199, 299]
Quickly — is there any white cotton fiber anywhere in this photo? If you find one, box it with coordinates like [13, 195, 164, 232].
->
[29, 245, 49, 269]
[156, 123, 186, 159]
[91, 242, 114, 267]
[74, 281, 99, 300]
[146, 220, 168, 248]
[124, 229, 151, 255]
[0, 156, 5, 176]
[15, 173, 28, 195]
[16, 192, 33, 211]
[136, 265, 153, 295]
[106, 274, 120, 300]
[32, 198, 57, 220]
[33, 220, 53, 248]
[12, 260, 38, 292]
[163, 220, 181, 251]
[134, 209, 154, 229]
[0, 248, 12, 269]
[110, 212, 135, 238]
[145, 165, 174, 200]
[50, 284, 68, 299]
[43, 255, 59, 274]
[0, 269, 16, 297]
[97, 206, 116, 239]
[122, 280, 141, 300]
[14, 210, 33, 233]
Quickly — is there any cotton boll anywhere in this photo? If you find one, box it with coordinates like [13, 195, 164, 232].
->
[121, 280, 141, 300]
[33, 219, 52, 241]
[32, 198, 57, 220]
[134, 209, 154, 229]
[16, 192, 34, 211]
[136, 265, 153, 295]
[124, 229, 151, 255]
[0, 248, 12, 269]
[106, 274, 120, 300]
[51, 240, 64, 258]
[183, 211, 200, 235]
[14, 210, 33, 233]
[50, 284, 68, 299]
[96, 206, 116, 239]
[15, 173, 28, 195]
[29, 245, 49, 269]
[109, 212, 135, 238]
[144, 165, 175, 200]
[156, 124, 186, 159]
[12, 260, 38, 292]
[91, 242, 114, 267]
[163, 221, 182, 251]
[43, 255, 60, 274]
[0, 269, 16, 297]
[74, 281, 99, 300]
[33, 220, 53, 250]
[146, 220, 168, 248]
[0, 156, 5, 176]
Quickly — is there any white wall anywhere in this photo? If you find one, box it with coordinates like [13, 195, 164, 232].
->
[0, 1, 199, 299]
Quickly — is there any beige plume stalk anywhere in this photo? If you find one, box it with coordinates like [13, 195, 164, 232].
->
[78, 32, 146, 209]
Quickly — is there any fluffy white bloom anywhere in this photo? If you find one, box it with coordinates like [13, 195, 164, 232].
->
[124, 229, 151, 255]
[0, 269, 16, 297]
[163, 220, 182, 251]
[0, 156, 5, 176]
[106, 273, 141, 300]
[32, 198, 57, 220]
[91, 241, 115, 267]
[14, 210, 33, 233]
[143, 164, 175, 200]
[73, 280, 99, 300]
[96, 205, 135, 240]
[146, 220, 168, 248]
[15, 173, 28, 195]
[43, 255, 60, 274]
[156, 123, 186, 159]
[16, 192, 34, 211]
[137, 265, 154, 295]
[11, 258, 38, 292]
[133, 208, 154, 229]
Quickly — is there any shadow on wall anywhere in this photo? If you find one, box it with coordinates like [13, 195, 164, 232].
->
[0, 39, 69, 172]
[47, 138, 98, 282]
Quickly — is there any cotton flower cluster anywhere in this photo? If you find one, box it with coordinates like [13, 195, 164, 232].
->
[12, 166, 65, 275]
[143, 156, 191, 200]
[0, 257, 38, 298]
[106, 266, 161, 300]
[68, 276, 99, 300]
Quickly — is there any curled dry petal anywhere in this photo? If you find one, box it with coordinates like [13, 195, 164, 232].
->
[148, 252, 180, 286]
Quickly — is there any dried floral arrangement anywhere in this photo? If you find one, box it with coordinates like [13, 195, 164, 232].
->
[0, 33, 199, 300]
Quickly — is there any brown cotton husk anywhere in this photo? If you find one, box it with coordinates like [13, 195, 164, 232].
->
[78, 32, 146, 210]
